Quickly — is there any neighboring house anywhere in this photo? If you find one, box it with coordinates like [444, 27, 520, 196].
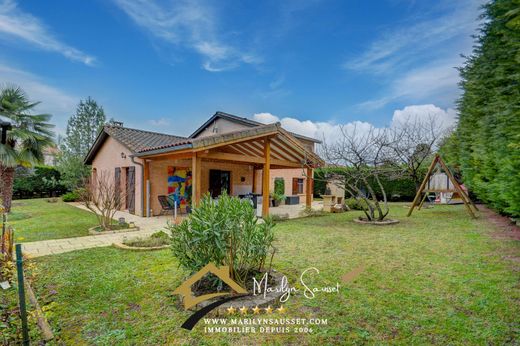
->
[43, 145, 59, 166]
[84, 111, 324, 217]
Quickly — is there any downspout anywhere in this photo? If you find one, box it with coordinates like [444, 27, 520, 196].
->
[130, 155, 146, 217]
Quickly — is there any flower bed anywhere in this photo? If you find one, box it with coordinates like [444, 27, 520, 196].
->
[88, 224, 140, 235]
[113, 232, 170, 251]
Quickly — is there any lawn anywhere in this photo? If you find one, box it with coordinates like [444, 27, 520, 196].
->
[23, 203, 520, 345]
[8, 199, 99, 242]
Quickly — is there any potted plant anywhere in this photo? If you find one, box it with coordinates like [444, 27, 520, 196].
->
[271, 192, 286, 207]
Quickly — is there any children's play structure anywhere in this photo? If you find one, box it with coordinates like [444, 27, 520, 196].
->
[407, 154, 479, 218]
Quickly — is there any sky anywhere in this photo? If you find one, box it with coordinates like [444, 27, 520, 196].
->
[0, 0, 484, 139]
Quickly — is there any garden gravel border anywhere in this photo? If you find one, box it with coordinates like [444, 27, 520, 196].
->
[88, 226, 140, 235]
[353, 218, 400, 225]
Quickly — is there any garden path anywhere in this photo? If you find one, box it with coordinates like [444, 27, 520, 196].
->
[20, 201, 323, 258]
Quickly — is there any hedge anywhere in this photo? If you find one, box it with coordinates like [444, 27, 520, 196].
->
[313, 167, 422, 202]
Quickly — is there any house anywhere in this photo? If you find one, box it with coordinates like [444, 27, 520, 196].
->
[43, 145, 60, 166]
[84, 111, 324, 217]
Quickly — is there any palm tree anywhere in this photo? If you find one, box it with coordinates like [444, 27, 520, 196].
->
[0, 86, 54, 212]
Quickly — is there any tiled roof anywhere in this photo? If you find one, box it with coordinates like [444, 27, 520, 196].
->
[104, 125, 187, 153]
[137, 123, 280, 154]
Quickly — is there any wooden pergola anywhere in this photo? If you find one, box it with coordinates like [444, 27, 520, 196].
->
[135, 123, 324, 217]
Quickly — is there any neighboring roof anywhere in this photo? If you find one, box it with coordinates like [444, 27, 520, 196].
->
[84, 125, 186, 164]
[189, 111, 322, 143]
[43, 145, 60, 155]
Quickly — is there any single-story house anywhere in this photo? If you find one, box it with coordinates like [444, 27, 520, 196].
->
[84, 111, 324, 217]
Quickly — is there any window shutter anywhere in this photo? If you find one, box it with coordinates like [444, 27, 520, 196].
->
[115, 168, 121, 200]
[127, 167, 135, 214]
[292, 178, 298, 195]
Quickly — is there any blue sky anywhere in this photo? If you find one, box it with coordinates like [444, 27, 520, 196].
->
[0, 0, 484, 139]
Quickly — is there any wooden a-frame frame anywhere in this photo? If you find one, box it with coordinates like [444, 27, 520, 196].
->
[407, 154, 479, 218]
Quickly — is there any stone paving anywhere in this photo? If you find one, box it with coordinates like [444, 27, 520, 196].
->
[21, 204, 176, 258]
[20, 201, 323, 258]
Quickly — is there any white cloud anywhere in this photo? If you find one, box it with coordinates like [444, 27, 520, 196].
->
[0, 62, 78, 134]
[253, 105, 457, 143]
[344, 1, 481, 74]
[113, 0, 259, 72]
[147, 117, 170, 127]
[346, 0, 484, 110]
[392, 104, 457, 130]
[0, 0, 96, 66]
[357, 58, 461, 110]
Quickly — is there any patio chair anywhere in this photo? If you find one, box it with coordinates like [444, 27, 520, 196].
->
[158, 195, 176, 216]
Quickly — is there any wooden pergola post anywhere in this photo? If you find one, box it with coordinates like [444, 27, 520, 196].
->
[262, 138, 271, 217]
[306, 167, 313, 208]
[192, 153, 201, 207]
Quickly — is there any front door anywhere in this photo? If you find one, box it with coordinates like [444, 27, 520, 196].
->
[209, 169, 231, 198]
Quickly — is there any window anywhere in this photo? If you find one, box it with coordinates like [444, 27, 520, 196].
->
[292, 178, 304, 194]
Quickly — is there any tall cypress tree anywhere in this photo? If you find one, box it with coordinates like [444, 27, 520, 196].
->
[447, 0, 520, 216]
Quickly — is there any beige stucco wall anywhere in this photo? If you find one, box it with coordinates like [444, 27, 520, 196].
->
[147, 158, 255, 216]
[254, 168, 312, 199]
[200, 161, 254, 196]
[196, 118, 317, 153]
[195, 118, 251, 138]
[91, 136, 144, 216]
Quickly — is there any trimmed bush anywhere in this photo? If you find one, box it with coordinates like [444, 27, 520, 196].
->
[314, 167, 422, 202]
[345, 198, 367, 211]
[14, 166, 67, 199]
[274, 178, 285, 195]
[62, 191, 80, 202]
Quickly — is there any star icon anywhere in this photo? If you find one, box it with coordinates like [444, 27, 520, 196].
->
[265, 305, 273, 314]
[239, 306, 248, 315]
[252, 306, 261, 314]
[226, 306, 236, 315]
[277, 305, 286, 314]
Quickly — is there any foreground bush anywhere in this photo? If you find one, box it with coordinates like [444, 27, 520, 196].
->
[168, 192, 275, 286]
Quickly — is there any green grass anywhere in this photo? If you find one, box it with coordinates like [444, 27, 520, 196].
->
[27, 204, 520, 345]
[7, 199, 99, 242]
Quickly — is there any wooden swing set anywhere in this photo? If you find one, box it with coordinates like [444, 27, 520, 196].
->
[407, 154, 479, 218]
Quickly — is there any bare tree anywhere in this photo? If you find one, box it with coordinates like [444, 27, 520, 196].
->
[386, 115, 449, 189]
[79, 170, 125, 231]
[320, 124, 392, 221]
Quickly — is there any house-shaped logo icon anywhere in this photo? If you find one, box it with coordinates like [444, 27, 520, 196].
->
[173, 262, 247, 310]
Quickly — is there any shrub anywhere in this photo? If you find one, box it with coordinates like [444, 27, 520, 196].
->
[168, 192, 275, 287]
[151, 231, 170, 240]
[274, 178, 285, 195]
[13, 166, 67, 199]
[345, 198, 367, 211]
[62, 191, 80, 202]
